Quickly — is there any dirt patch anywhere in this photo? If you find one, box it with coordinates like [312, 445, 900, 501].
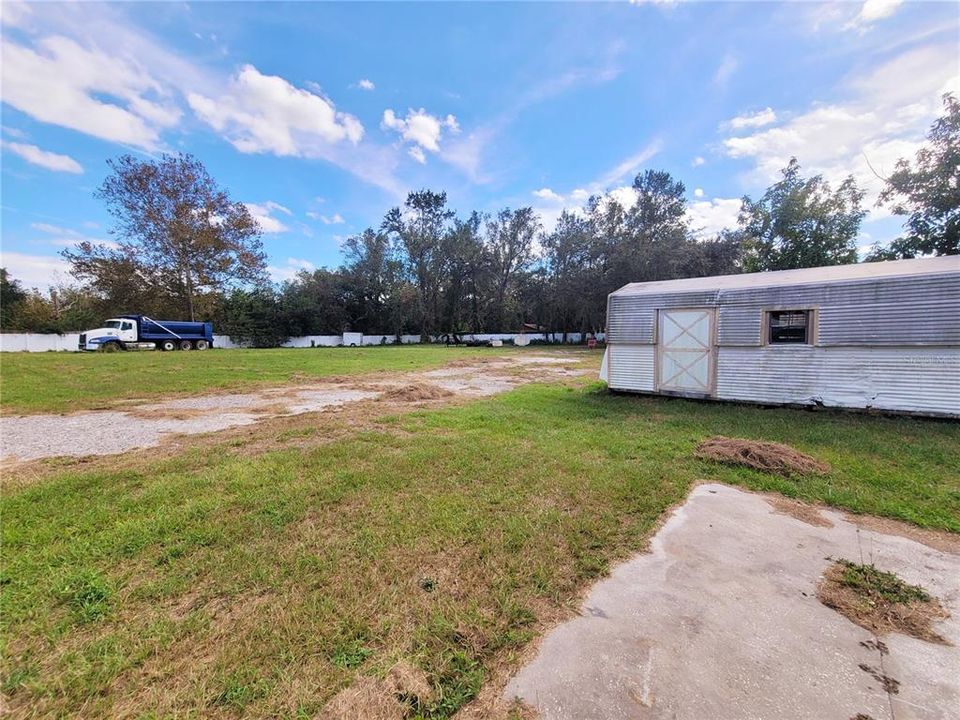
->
[695, 436, 830, 476]
[766, 496, 834, 528]
[249, 402, 293, 415]
[125, 407, 210, 421]
[844, 513, 960, 556]
[0, 353, 595, 478]
[380, 383, 455, 402]
[387, 660, 434, 703]
[322, 676, 406, 720]
[817, 559, 950, 644]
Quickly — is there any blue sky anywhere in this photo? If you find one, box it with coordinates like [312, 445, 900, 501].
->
[2, 0, 957, 289]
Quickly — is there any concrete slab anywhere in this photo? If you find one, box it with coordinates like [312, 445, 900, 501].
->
[506, 484, 960, 720]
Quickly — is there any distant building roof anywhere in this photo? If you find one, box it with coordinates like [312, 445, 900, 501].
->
[610, 256, 960, 297]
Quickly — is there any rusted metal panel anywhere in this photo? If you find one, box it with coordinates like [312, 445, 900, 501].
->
[715, 347, 960, 416]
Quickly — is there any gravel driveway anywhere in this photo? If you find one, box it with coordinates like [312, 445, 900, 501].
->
[0, 355, 583, 463]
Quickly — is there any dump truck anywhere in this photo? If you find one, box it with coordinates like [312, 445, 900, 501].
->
[79, 315, 214, 352]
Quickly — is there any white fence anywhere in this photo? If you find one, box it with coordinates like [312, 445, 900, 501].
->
[0, 333, 83, 352]
[0, 331, 603, 352]
[213, 334, 424, 349]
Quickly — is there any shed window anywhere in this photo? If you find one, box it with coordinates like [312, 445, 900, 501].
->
[768, 310, 811, 345]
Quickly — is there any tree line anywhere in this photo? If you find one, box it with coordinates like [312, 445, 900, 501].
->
[2, 94, 956, 344]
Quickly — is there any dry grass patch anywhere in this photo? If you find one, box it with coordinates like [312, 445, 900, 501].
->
[381, 383, 456, 402]
[766, 496, 834, 528]
[323, 675, 407, 720]
[695, 436, 830, 476]
[126, 407, 211, 421]
[817, 559, 950, 644]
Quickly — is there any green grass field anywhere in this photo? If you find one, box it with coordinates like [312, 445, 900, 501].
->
[0, 346, 491, 414]
[3, 357, 958, 719]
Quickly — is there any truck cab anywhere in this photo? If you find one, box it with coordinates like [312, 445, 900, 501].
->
[79, 318, 138, 351]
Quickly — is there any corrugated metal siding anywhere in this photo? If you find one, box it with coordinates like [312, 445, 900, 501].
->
[715, 347, 960, 416]
[607, 344, 655, 392]
[607, 291, 718, 343]
[715, 273, 960, 346]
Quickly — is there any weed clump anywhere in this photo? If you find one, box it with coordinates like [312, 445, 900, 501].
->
[54, 570, 112, 623]
[818, 559, 949, 644]
[695, 436, 829, 476]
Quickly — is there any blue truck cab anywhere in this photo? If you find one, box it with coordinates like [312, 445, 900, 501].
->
[79, 315, 214, 352]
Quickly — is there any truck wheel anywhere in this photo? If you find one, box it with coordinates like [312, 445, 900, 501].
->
[194, 339, 210, 351]
[160, 340, 176, 352]
[100, 341, 121, 353]
[179, 340, 193, 351]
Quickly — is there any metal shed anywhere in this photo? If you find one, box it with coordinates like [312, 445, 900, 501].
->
[600, 256, 960, 417]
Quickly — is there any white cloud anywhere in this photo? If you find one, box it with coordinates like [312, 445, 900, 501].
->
[189, 65, 364, 156]
[1, 0, 31, 28]
[29, 222, 119, 249]
[594, 140, 663, 190]
[2, 141, 83, 173]
[687, 197, 742, 237]
[1, 35, 181, 150]
[408, 145, 427, 164]
[357, 78, 375, 91]
[606, 186, 639, 211]
[440, 128, 493, 182]
[529, 141, 661, 231]
[2, 4, 407, 197]
[304, 208, 343, 224]
[0, 251, 72, 289]
[533, 188, 565, 203]
[382, 107, 460, 161]
[722, 43, 959, 210]
[846, 0, 904, 30]
[268, 257, 315, 283]
[713, 53, 738, 86]
[245, 201, 291, 233]
[691, 156, 706, 167]
[693, 187, 704, 198]
[726, 107, 777, 130]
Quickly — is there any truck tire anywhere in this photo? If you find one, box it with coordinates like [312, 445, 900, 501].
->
[160, 340, 176, 352]
[100, 341, 122, 353]
[194, 339, 210, 351]
[179, 340, 193, 351]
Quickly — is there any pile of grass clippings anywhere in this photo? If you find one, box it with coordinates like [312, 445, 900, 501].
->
[695, 436, 830, 476]
[818, 559, 949, 644]
[381, 383, 455, 402]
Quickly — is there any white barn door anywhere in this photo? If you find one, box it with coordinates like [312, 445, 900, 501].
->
[657, 309, 715, 396]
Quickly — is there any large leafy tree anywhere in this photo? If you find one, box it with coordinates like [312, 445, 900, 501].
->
[64, 153, 267, 320]
[441, 212, 488, 333]
[541, 210, 601, 337]
[867, 93, 959, 260]
[340, 229, 404, 334]
[280, 269, 350, 336]
[382, 190, 454, 338]
[737, 158, 865, 271]
[0, 268, 26, 329]
[484, 207, 540, 331]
